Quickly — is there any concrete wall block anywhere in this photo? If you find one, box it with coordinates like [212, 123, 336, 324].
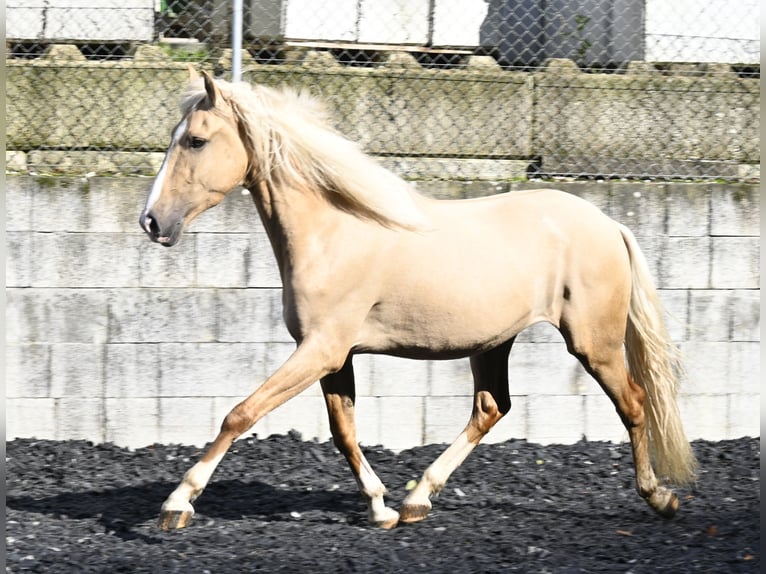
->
[665, 184, 710, 237]
[238, 395, 331, 446]
[660, 237, 711, 288]
[354, 354, 431, 397]
[711, 237, 760, 288]
[86, 182, 147, 233]
[677, 341, 760, 396]
[29, 183, 88, 231]
[423, 395, 527, 445]
[55, 398, 105, 442]
[284, 0, 357, 41]
[515, 321, 562, 343]
[629, 234, 663, 283]
[7, 288, 108, 344]
[31, 233, 140, 288]
[7, 398, 57, 440]
[677, 394, 729, 441]
[6, 343, 52, 398]
[107, 289, 218, 343]
[687, 290, 733, 342]
[138, 236, 197, 288]
[29, 179, 141, 233]
[6, 231, 32, 287]
[214, 289, 293, 343]
[247, 232, 283, 289]
[104, 398, 159, 448]
[584, 394, 629, 443]
[423, 395, 473, 445]
[485, 394, 528, 444]
[710, 185, 760, 236]
[432, 0, 488, 47]
[526, 394, 586, 445]
[376, 396, 425, 451]
[508, 343, 593, 396]
[729, 290, 760, 342]
[195, 234, 251, 288]
[5, 176, 34, 231]
[156, 342, 304, 398]
[727, 394, 760, 439]
[105, 343, 161, 398]
[611, 183, 667, 238]
[50, 343, 105, 398]
[358, 0, 430, 44]
[426, 359, 473, 397]
[688, 290, 760, 342]
[159, 397, 217, 446]
[726, 342, 761, 395]
[17, 1, 156, 43]
[188, 190, 263, 234]
[659, 289, 689, 343]
[678, 342, 730, 395]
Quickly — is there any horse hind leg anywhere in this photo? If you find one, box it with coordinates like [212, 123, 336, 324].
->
[320, 357, 400, 528]
[560, 322, 679, 518]
[400, 338, 514, 523]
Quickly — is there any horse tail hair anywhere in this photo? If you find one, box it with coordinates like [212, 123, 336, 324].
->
[618, 224, 698, 485]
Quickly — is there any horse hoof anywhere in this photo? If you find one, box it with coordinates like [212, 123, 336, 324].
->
[647, 488, 679, 519]
[374, 515, 400, 529]
[399, 504, 431, 524]
[370, 507, 400, 529]
[158, 509, 194, 531]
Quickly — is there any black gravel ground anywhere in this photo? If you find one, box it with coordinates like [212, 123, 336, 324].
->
[6, 434, 760, 573]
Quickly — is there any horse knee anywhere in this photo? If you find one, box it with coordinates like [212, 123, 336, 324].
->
[221, 404, 251, 437]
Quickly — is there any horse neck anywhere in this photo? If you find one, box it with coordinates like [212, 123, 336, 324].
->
[248, 179, 342, 271]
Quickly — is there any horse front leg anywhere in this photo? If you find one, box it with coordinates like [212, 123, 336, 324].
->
[321, 357, 400, 528]
[158, 339, 346, 530]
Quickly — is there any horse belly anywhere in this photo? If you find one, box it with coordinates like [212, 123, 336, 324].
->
[356, 242, 555, 359]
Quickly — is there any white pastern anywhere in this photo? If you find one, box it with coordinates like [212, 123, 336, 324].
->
[163, 450, 224, 510]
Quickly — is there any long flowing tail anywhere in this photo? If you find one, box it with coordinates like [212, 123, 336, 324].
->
[618, 224, 698, 485]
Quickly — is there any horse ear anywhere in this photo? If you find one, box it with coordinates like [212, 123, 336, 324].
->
[201, 71, 218, 107]
[187, 64, 200, 82]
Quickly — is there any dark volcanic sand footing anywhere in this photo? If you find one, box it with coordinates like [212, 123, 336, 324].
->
[5, 434, 760, 573]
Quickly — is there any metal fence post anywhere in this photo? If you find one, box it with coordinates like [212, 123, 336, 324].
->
[232, 0, 243, 81]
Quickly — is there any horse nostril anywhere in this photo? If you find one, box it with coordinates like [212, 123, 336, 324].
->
[140, 211, 162, 239]
[148, 216, 161, 238]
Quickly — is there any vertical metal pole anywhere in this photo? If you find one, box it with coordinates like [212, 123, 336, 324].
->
[231, 0, 243, 81]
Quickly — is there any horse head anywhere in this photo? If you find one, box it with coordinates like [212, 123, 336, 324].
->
[139, 69, 250, 246]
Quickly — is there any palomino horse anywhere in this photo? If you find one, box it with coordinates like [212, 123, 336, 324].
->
[139, 69, 697, 530]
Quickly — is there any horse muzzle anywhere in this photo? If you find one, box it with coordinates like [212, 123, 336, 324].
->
[139, 210, 183, 247]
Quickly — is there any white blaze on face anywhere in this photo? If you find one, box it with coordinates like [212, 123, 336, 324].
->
[143, 118, 188, 217]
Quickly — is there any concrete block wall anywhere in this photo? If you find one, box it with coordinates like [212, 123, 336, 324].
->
[6, 177, 760, 449]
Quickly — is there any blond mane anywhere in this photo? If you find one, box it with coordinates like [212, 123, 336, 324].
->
[181, 78, 426, 229]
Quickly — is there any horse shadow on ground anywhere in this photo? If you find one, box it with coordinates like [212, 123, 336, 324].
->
[6, 479, 363, 543]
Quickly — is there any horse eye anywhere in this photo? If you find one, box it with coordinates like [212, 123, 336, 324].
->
[189, 136, 207, 149]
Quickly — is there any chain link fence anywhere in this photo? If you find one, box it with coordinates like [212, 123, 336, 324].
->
[6, 0, 761, 180]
